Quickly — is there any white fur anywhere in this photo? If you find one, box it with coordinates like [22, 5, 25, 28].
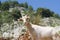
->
[31, 24, 54, 37]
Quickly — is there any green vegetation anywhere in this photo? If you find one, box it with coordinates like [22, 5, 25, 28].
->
[37, 8, 54, 17]
[31, 14, 41, 25]
[0, 0, 60, 26]
[12, 9, 22, 21]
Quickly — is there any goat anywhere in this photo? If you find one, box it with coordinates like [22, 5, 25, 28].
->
[19, 15, 55, 40]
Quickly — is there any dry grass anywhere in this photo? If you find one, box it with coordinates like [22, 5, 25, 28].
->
[0, 37, 11, 40]
[0, 33, 60, 40]
[18, 31, 32, 40]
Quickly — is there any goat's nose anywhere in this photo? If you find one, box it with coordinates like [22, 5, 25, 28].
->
[24, 22, 29, 26]
[24, 22, 27, 26]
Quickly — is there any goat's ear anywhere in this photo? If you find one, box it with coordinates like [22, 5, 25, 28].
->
[18, 18, 23, 21]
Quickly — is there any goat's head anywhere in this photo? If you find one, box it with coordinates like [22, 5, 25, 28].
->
[18, 15, 30, 26]
[19, 15, 30, 22]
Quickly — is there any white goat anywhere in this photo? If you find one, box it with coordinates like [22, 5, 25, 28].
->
[19, 15, 60, 40]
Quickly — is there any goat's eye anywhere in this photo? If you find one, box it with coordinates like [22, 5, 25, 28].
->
[26, 18, 30, 21]
[26, 18, 29, 20]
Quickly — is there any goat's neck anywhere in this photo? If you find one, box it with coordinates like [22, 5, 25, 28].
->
[25, 22, 38, 40]
[25, 22, 35, 33]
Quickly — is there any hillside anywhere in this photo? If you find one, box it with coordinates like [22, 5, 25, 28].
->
[0, 1, 60, 40]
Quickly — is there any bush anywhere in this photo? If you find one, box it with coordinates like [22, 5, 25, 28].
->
[12, 9, 22, 21]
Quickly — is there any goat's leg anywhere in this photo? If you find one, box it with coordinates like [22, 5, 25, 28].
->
[30, 32, 38, 40]
[31, 34, 37, 40]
